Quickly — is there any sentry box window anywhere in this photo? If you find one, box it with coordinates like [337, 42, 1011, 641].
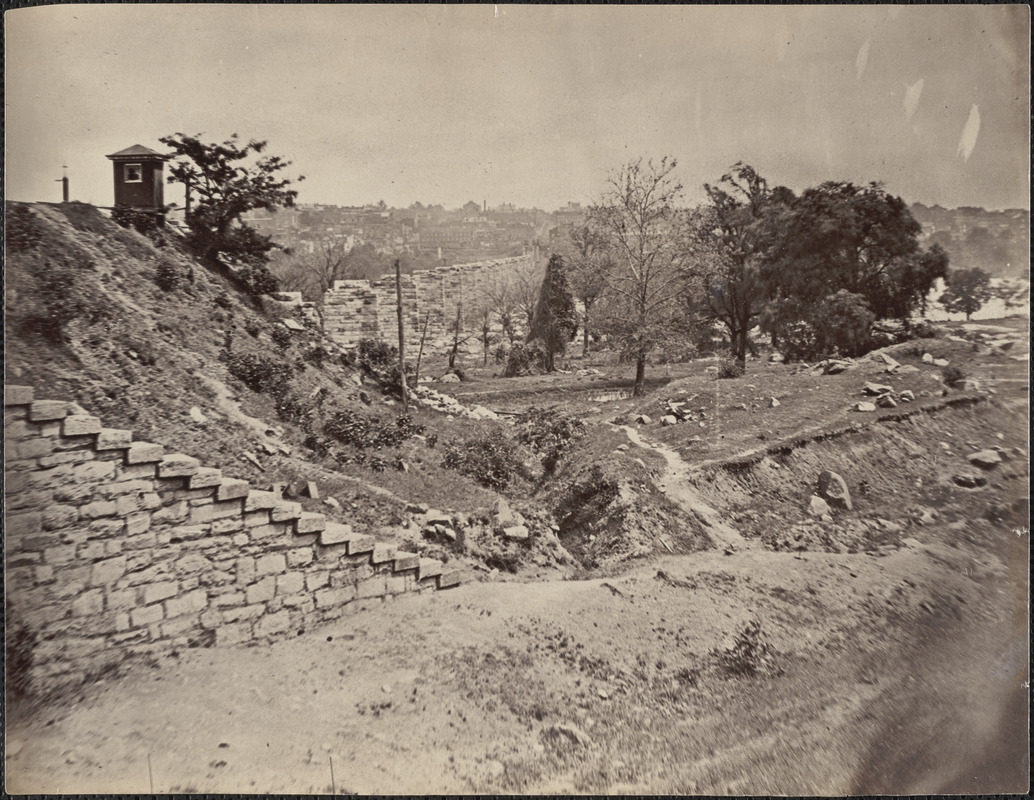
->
[124, 164, 143, 183]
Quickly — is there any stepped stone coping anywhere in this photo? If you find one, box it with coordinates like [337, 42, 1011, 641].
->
[418, 558, 444, 580]
[295, 512, 327, 534]
[437, 570, 461, 589]
[372, 543, 397, 564]
[30, 400, 71, 421]
[392, 553, 420, 572]
[62, 415, 102, 436]
[189, 467, 224, 489]
[158, 454, 202, 478]
[216, 477, 250, 501]
[320, 522, 354, 546]
[96, 428, 133, 450]
[5, 385, 34, 405]
[346, 534, 376, 555]
[125, 442, 164, 463]
[244, 490, 280, 511]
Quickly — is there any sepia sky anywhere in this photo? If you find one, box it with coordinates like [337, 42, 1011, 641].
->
[4, 4, 1030, 210]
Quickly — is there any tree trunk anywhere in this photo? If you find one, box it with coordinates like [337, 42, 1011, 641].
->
[633, 353, 647, 396]
[394, 259, 407, 411]
[582, 323, 590, 358]
[733, 327, 748, 367]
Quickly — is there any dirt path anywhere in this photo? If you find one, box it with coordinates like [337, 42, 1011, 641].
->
[619, 424, 750, 551]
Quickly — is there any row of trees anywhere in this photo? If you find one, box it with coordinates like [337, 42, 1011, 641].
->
[530, 158, 957, 395]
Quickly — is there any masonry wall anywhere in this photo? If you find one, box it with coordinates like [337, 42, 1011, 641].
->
[4, 386, 458, 694]
[322, 254, 538, 357]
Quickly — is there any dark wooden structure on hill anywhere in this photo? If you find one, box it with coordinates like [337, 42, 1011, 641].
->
[105, 144, 168, 212]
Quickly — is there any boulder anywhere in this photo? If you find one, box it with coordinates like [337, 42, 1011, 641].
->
[933, 358, 950, 367]
[661, 415, 678, 426]
[769, 353, 785, 363]
[189, 406, 208, 425]
[952, 473, 987, 489]
[899, 390, 915, 402]
[492, 496, 520, 528]
[967, 449, 1002, 470]
[635, 414, 652, 425]
[863, 382, 894, 396]
[896, 365, 920, 375]
[855, 402, 877, 412]
[438, 373, 461, 383]
[878, 352, 901, 369]
[921, 352, 934, 364]
[808, 495, 831, 518]
[406, 502, 430, 515]
[768, 397, 780, 408]
[502, 524, 530, 541]
[876, 394, 897, 409]
[824, 360, 852, 375]
[424, 509, 452, 526]
[817, 470, 852, 510]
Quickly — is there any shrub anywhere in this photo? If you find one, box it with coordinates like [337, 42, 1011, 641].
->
[715, 354, 744, 379]
[812, 290, 875, 358]
[911, 320, 938, 339]
[516, 407, 586, 475]
[271, 325, 292, 351]
[25, 256, 107, 344]
[237, 263, 279, 298]
[504, 341, 547, 377]
[712, 619, 776, 677]
[154, 258, 181, 292]
[6, 203, 42, 252]
[214, 291, 233, 309]
[274, 392, 310, 424]
[303, 344, 331, 368]
[323, 411, 424, 450]
[6, 601, 37, 699]
[442, 430, 527, 490]
[778, 320, 819, 362]
[225, 352, 293, 396]
[942, 365, 966, 388]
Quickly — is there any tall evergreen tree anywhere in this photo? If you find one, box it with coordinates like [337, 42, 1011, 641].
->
[528, 254, 577, 372]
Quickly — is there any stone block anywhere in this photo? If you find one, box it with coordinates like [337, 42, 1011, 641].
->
[200, 609, 223, 629]
[215, 622, 253, 646]
[189, 499, 243, 524]
[295, 512, 327, 534]
[144, 581, 179, 605]
[437, 570, 461, 589]
[393, 552, 420, 572]
[211, 517, 243, 535]
[372, 543, 397, 564]
[5, 385, 34, 405]
[44, 543, 78, 565]
[159, 454, 201, 478]
[91, 556, 128, 586]
[244, 490, 279, 511]
[250, 522, 290, 540]
[189, 467, 223, 489]
[217, 478, 251, 501]
[17, 438, 54, 460]
[236, 557, 256, 585]
[105, 587, 140, 611]
[212, 591, 245, 608]
[222, 603, 266, 623]
[271, 501, 303, 522]
[357, 575, 387, 599]
[35, 565, 56, 584]
[306, 571, 329, 592]
[168, 525, 207, 542]
[246, 576, 276, 604]
[161, 615, 200, 639]
[315, 585, 355, 608]
[152, 501, 188, 523]
[72, 461, 118, 484]
[256, 553, 287, 575]
[29, 400, 70, 422]
[79, 500, 117, 519]
[77, 540, 106, 561]
[347, 535, 376, 556]
[125, 442, 164, 464]
[320, 522, 354, 546]
[121, 463, 158, 480]
[243, 510, 271, 527]
[255, 610, 291, 637]
[277, 571, 305, 595]
[286, 547, 314, 567]
[62, 415, 102, 436]
[8, 511, 42, 537]
[418, 558, 443, 580]
[96, 428, 133, 450]
[164, 589, 208, 618]
[124, 512, 151, 535]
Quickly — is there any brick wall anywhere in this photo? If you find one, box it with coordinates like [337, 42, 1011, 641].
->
[4, 386, 458, 694]
[322, 254, 538, 356]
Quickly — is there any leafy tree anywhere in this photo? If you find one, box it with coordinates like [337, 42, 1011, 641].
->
[159, 132, 303, 271]
[587, 157, 693, 395]
[688, 163, 794, 367]
[555, 222, 612, 356]
[528, 254, 578, 372]
[940, 267, 992, 320]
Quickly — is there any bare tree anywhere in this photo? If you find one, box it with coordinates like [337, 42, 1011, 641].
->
[555, 222, 612, 357]
[512, 258, 545, 335]
[587, 157, 694, 396]
[268, 239, 350, 301]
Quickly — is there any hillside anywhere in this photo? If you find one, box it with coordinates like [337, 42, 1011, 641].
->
[911, 202, 1030, 278]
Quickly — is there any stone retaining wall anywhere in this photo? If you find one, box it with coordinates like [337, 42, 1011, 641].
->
[4, 386, 458, 694]
[322, 254, 539, 357]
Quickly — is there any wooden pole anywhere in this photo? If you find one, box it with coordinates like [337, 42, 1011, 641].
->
[395, 259, 408, 411]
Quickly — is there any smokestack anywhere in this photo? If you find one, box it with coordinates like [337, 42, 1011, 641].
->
[55, 165, 69, 202]
[483, 199, 486, 214]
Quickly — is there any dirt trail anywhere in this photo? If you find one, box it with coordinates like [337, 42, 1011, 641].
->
[619, 425, 750, 551]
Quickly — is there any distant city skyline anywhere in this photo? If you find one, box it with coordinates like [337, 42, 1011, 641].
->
[5, 5, 1030, 211]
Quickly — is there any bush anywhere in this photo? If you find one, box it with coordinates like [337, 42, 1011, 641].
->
[6, 203, 42, 252]
[271, 326, 292, 351]
[154, 258, 181, 292]
[6, 601, 37, 699]
[504, 341, 547, 377]
[324, 411, 424, 450]
[442, 430, 527, 490]
[237, 263, 279, 298]
[214, 291, 233, 309]
[225, 352, 293, 396]
[715, 354, 744, 379]
[942, 365, 966, 388]
[303, 344, 331, 368]
[24, 256, 107, 344]
[516, 407, 586, 475]
[554, 464, 620, 535]
[812, 291, 874, 358]
[713, 619, 776, 677]
[911, 320, 938, 339]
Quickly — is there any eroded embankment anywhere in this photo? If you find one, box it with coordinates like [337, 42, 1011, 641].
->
[682, 397, 1029, 552]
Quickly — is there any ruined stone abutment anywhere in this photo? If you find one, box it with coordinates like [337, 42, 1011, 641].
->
[5, 385, 458, 695]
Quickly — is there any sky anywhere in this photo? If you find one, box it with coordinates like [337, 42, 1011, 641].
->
[4, 4, 1030, 211]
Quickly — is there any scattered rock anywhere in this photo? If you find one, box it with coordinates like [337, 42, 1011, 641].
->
[896, 365, 920, 375]
[635, 415, 652, 425]
[323, 497, 342, 510]
[952, 473, 987, 489]
[899, 390, 915, 402]
[817, 470, 852, 510]
[545, 722, 593, 748]
[438, 373, 461, 383]
[822, 359, 852, 374]
[876, 394, 897, 409]
[921, 352, 934, 364]
[878, 352, 901, 370]
[661, 415, 678, 426]
[241, 451, 264, 470]
[855, 402, 877, 412]
[615, 444, 629, 452]
[189, 406, 208, 425]
[769, 353, 785, 363]
[768, 397, 780, 408]
[863, 382, 893, 396]
[933, 358, 950, 367]
[502, 525, 530, 541]
[406, 502, 430, 515]
[967, 450, 1003, 470]
[808, 495, 831, 518]
[962, 379, 982, 391]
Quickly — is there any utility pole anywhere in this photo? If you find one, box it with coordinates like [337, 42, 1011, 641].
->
[395, 258, 408, 411]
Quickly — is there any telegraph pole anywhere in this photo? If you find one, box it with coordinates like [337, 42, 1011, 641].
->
[395, 258, 408, 411]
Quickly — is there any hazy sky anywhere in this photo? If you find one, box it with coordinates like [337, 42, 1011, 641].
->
[5, 4, 1030, 210]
